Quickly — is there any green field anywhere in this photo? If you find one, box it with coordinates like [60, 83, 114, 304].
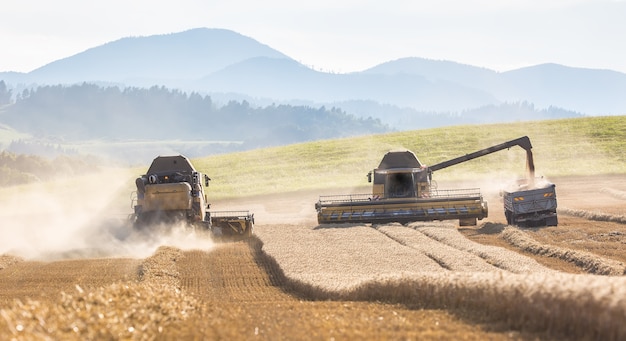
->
[190, 115, 626, 199]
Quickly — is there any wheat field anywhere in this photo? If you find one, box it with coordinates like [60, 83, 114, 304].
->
[252, 220, 626, 340]
[1, 175, 626, 340]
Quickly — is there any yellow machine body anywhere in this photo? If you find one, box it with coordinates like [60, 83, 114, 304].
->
[140, 182, 193, 212]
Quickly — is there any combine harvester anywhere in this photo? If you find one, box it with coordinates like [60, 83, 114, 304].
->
[315, 136, 557, 227]
[130, 155, 254, 237]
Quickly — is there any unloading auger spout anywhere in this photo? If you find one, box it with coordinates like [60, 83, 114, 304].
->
[429, 136, 535, 181]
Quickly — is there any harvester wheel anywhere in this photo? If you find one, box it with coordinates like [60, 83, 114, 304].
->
[459, 218, 477, 226]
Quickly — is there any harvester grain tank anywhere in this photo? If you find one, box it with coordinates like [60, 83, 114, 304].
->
[315, 136, 557, 227]
[131, 155, 254, 237]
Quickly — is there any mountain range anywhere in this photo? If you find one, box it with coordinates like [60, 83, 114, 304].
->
[2, 27, 625, 118]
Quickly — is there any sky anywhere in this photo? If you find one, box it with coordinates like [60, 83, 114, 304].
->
[1, 0, 626, 74]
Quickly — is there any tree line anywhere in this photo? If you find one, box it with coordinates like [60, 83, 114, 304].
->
[0, 81, 12, 105]
[0, 82, 389, 146]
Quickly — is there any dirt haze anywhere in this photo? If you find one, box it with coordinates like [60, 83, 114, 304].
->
[0, 169, 216, 260]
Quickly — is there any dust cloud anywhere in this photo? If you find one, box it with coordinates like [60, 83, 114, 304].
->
[0, 168, 214, 260]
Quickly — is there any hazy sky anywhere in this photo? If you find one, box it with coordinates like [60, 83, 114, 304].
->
[2, 0, 625, 74]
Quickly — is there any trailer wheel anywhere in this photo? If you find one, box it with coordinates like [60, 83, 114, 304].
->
[510, 214, 518, 226]
[505, 210, 512, 225]
[546, 216, 558, 226]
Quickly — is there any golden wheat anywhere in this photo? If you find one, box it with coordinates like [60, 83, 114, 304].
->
[0, 246, 199, 341]
[0, 254, 22, 270]
[254, 224, 626, 340]
[375, 223, 500, 272]
[501, 226, 626, 275]
[410, 223, 556, 274]
[339, 272, 626, 340]
[254, 224, 443, 291]
[601, 187, 626, 200]
[559, 207, 626, 224]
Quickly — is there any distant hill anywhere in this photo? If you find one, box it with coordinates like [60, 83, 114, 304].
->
[193, 57, 497, 111]
[1, 27, 625, 126]
[7, 28, 289, 85]
[363, 58, 626, 115]
[363, 58, 500, 86]
[499, 63, 626, 114]
[1, 30, 498, 112]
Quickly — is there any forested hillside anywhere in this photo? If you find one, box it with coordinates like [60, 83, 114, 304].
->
[0, 83, 388, 146]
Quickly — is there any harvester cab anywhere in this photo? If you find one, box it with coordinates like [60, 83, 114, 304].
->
[367, 150, 431, 199]
[131, 155, 254, 237]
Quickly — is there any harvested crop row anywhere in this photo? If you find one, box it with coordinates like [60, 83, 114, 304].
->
[138, 245, 184, 289]
[0, 257, 141, 306]
[336, 272, 626, 341]
[601, 187, 626, 200]
[177, 239, 291, 302]
[169, 236, 536, 340]
[559, 207, 626, 224]
[501, 226, 626, 276]
[375, 223, 500, 272]
[0, 246, 199, 341]
[0, 254, 22, 270]
[410, 222, 556, 274]
[254, 224, 443, 291]
[255, 224, 626, 340]
[0, 281, 199, 341]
